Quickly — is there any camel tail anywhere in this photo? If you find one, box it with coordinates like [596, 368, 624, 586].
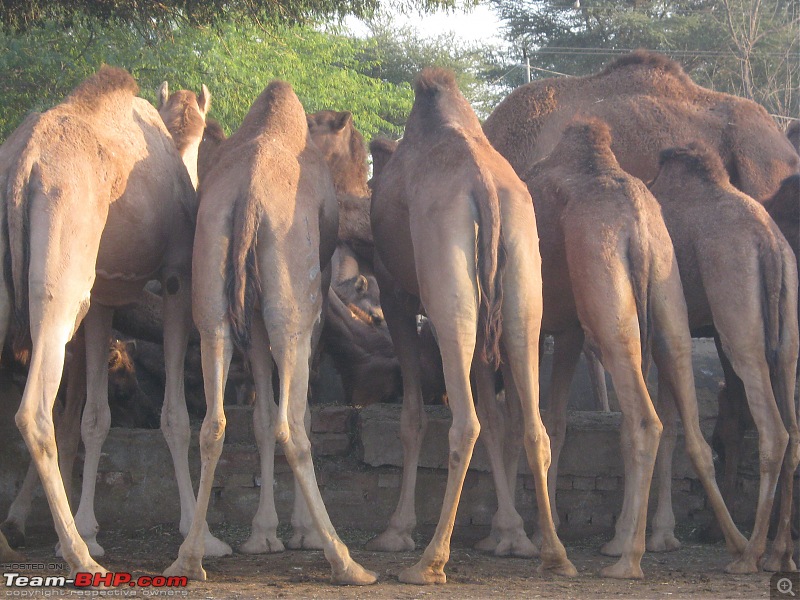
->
[6, 149, 37, 354]
[474, 172, 506, 369]
[226, 190, 262, 350]
[760, 239, 786, 373]
[627, 233, 652, 374]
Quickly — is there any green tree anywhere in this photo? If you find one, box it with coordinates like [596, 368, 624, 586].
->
[491, 0, 799, 118]
[0, 15, 415, 141]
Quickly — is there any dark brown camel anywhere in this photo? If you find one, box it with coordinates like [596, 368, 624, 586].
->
[370, 67, 575, 584]
[647, 144, 799, 573]
[166, 80, 375, 584]
[483, 50, 798, 204]
[787, 120, 800, 154]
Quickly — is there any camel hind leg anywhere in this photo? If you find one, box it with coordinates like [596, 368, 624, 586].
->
[647, 264, 748, 566]
[260, 234, 375, 585]
[14, 193, 106, 576]
[366, 256, 427, 553]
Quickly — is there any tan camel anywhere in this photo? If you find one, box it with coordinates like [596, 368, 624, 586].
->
[0, 80, 230, 561]
[158, 81, 210, 188]
[164, 80, 375, 585]
[370, 67, 575, 584]
[646, 143, 799, 573]
[0, 66, 203, 577]
[236, 108, 378, 557]
[483, 50, 798, 204]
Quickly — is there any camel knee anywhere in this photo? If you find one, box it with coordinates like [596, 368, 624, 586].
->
[282, 425, 312, 465]
[760, 428, 789, 473]
[15, 408, 56, 458]
[161, 403, 190, 446]
[199, 416, 226, 456]
[81, 402, 111, 446]
[524, 426, 552, 467]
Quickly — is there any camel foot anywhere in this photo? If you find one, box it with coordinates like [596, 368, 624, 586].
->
[56, 538, 105, 559]
[600, 559, 644, 579]
[538, 555, 578, 577]
[475, 529, 537, 558]
[164, 557, 207, 582]
[203, 532, 232, 558]
[725, 555, 760, 574]
[600, 536, 625, 557]
[239, 531, 285, 555]
[69, 560, 107, 580]
[365, 529, 415, 552]
[761, 548, 795, 573]
[398, 561, 446, 585]
[0, 521, 25, 549]
[330, 559, 378, 586]
[287, 528, 325, 551]
[646, 530, 681, 553]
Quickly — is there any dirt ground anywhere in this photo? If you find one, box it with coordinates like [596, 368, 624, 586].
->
[2, 523, 782, 599]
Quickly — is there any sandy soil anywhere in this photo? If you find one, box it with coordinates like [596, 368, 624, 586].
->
[1, 524, 782, 599]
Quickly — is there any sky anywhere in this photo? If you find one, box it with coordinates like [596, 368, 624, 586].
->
[343, 4, 505, 45]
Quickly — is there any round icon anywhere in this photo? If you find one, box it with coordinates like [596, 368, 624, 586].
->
[777, 577, 795, 596]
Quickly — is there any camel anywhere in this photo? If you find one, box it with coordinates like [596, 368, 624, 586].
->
[0, 67, 226, 577]
[370, 67, 575, 584]
[0, 80, 230, 561]
[506, 117, 746, 578]
[483, 50, 798, 205]
[645, 143, 799, 573]
[164, 80, 375, 585]
[157, 81, 210, 188]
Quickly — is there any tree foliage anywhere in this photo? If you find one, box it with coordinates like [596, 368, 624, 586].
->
[491, 0, 800, 118]
[0, 15, 417, 142]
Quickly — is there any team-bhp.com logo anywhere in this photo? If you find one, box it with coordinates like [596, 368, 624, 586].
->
[4, 572, 188, 589]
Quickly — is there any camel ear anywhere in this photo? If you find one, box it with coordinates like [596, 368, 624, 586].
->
[198, 84, 211, 115]
[334, 111, 352, 131]
[355, 274, 368, 293]
[124, 340, 137, 356]
[158, 81, 169, 109]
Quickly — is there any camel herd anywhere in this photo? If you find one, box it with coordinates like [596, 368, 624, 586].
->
[0, 49, 798, 588]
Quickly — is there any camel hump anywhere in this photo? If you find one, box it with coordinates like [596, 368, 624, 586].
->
[238, 80, 306, 146]
[67, 65, 139, 111]
[600, 50, 691, 84]
[414, 67, 458, 97]
[658, 142, 728, 183]
[562, 117, 613, 150]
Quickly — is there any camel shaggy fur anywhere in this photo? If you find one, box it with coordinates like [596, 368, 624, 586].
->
[0, 66, 202, 577]
[483, 50, 798, 204]
[370, 67, 575, 584]
[647, 143, 799, 573]
[165, 80, 375, 585]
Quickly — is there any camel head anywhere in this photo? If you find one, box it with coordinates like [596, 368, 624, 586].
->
[406, 67, 482, 139]
[368, 137, 398, 184]
[157, 81, 211, 188]
[307, 110, 369, 196]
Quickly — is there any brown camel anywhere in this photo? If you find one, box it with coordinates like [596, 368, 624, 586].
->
[0, 66, 202, 577]
[0, 80, 230, 561]
[646, 143, 799, 573]
[510, 118, 744, 578]
[370, 67, 575, 584]
[483, 50, 798, 204]
[165, 80, 375, 585]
